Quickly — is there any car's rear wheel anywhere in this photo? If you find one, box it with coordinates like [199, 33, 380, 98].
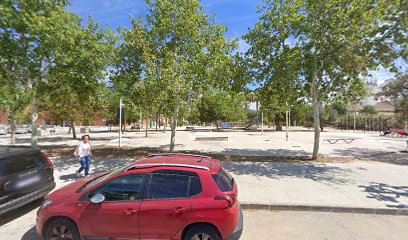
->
[45, 218, 80, 240]
[184, 224, 222, 240]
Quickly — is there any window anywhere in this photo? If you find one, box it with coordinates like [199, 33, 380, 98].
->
[212, 167, 234, 192]
[89, 174, 145, 202]
[147, 174, 190, 200]
[189, 176, 202, 197]
[0, 153, 43, 177]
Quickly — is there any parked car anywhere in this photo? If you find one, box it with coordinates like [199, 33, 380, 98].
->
[0, 146, 55, 215]
[10, 125, 30, 134]
[36, 154, 243, 240]
[41, 125, 57, 133]
[0, 127, 6, 135]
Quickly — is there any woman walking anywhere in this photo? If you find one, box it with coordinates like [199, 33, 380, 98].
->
[76, 135, 92, 177]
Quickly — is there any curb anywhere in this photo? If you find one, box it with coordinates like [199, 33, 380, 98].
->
[240, 203, 408, 216]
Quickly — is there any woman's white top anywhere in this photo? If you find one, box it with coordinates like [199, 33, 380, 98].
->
[78, 142, 91, 157]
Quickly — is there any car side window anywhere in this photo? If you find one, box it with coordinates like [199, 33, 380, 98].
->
[189, 176, 202, 197]
[89, 174, 145, 202]
[147, 174, 190, 200]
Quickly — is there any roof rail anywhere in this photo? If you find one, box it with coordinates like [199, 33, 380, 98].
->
[126, 163, 210, 172]
[147, 153, 211, 159]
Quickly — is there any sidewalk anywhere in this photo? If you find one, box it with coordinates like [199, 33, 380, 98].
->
[223, 161, 408, 211]
[51, 156, 408, 213]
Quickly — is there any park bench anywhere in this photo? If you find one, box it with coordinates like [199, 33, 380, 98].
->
[324, 138, 356, 144]
[186, 126, 195, 131]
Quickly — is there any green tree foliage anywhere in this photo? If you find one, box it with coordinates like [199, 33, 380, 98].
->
[112, 0, 242, 151]
[1, 0, 115, 141]
[197, 91, 246, 129]
[0, 0, 72, 146]
[0, 82, 31, 144]
[244, 0, 407, 159]
[379, 73, 408, 127]
[360, 105, 377, 115]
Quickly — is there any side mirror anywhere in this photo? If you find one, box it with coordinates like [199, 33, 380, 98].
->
[90, 193, 105, 204]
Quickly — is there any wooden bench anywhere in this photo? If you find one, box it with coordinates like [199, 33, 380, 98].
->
[324, 138, 356, 144]
[195, 137, 228, 141]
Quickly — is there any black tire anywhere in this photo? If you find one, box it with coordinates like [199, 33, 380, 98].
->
[184, 224, 222, 240]
[45, 218, 80, 240]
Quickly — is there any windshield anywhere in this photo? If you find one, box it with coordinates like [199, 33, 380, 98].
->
[76, 166, 128, 193]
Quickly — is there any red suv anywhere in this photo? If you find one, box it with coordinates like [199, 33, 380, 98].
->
[36, 154, 243, 240]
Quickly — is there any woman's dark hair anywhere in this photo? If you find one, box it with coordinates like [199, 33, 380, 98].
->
[82, 135, 90, 140]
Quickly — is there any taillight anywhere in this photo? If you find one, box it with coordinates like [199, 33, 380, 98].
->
[42, 153, 54, 171]
[215, 194, 237, 208]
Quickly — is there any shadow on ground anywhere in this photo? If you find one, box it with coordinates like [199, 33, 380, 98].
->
[21, 226, 37, 240]
[222, 148, 310, 158]
[223, 161, 352, 185]
[53, 157, 138, 183]
[359, 182, 408, 209]
[333, 148, 408, 166]
[0, 198, 43, 227]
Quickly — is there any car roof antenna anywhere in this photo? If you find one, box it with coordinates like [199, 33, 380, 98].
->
[199, 145, 213, 162]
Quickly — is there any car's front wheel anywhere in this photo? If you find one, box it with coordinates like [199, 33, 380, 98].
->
[184, 224, 222, 240]
[45, 218, 80, 240]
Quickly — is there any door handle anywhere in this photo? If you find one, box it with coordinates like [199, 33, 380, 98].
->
[124, 208, 138, 215]
[172, 207, 185, 214]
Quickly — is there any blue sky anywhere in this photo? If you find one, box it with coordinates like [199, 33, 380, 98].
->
[68, 0, 402, 83]
[68, 0, 262, 53]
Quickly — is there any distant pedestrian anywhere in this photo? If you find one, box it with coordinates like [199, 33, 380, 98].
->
[76, 135, 92, 177]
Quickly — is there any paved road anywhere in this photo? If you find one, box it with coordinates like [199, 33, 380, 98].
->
[1, 207, 408, 240]
[242, 210, 408, 240]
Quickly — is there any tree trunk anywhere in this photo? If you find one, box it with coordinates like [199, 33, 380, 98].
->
[215, 121, 219, 130]
[145, 110, 149, 138]
[156, 114, 158, 131]
[169, 105, 179, 152]
[163, 117, 167, 133]
[169, 113, 178, 152]
[30, 103, 39, 148]
[312, 79, 321, 160]
[286, 112, 289, 139]
[10, 114, 16, 145]
[71, 120, 77, 139]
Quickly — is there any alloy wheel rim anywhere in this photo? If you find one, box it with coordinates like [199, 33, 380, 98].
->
[191, 233, 213, 240]
[49, 224, 73, 240]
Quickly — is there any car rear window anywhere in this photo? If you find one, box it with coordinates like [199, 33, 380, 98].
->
[212, 167, 234, 192]
[0, 153, 45, 177]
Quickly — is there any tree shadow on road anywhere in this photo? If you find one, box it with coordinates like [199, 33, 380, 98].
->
[333, 148, 408, 166]
[359, 182, 408, 209]
[53, 157, 139, 183]
[223, 161, 352, 185]
[221, 148, 311, 158]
